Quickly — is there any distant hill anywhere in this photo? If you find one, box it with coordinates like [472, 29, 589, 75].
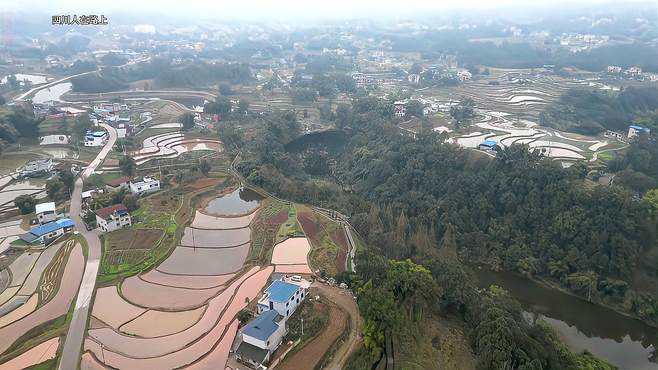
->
[539, 87, 658, 135]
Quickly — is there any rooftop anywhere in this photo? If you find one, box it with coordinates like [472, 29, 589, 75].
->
[242, 310, 283, 342]
[106, 176, 131, 187]
[95, 204, 129, 220]
[235, 341, 269, 364]
[29, 218, 74, 237]
[629, 125, 650, 131]
[480, 139, 497, 147]
[265, 280, 299, 303]
[35, 202, 56, 214]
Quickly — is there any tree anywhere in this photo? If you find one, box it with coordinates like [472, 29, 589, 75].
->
[204, 97, 232, 117]
[0, 96, 5, 106]
[180, 112, 195, 131]
[198, 159, 211, 175]
[123, 194, 138, 212]
[237, 99, 250, 115]
[14, 194, 37, 214]
[46, 178, 64, 200]
[72, 115, 92, 143]
[449, 98, 475, 128]
[119, 155, 136, 177]
[219, 83, 233, 95]
[237, 309, 252, 324]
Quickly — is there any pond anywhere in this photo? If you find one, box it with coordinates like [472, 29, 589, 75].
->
[471, 266, 658, 370]
[31, 82, 72, 104]
[1, 74, 49, 86]
[204, 188, 262, 216]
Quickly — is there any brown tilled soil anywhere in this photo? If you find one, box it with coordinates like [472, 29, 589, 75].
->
[266, 210, 288, 225]
[332, 229, 349, 273]
[297, 212, 320, 242]
[188, 178, 222, 190]
[277, 304, 347, 370]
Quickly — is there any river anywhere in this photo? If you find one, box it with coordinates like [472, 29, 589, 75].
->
[471, 266, 657, 370]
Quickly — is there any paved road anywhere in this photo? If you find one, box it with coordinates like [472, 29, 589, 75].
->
[58, 123, 117, 370]
[13, 70, 97, 102]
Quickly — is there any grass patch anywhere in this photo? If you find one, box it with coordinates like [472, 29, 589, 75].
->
[0, 314, 67, 365]
[597, 151, 615, 162]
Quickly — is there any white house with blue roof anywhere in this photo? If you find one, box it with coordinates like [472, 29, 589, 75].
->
[257, 279, 306, 318]
[19, 218, 74, 244]
[235, 309, 286, 368]
[628, 125, 651, 139]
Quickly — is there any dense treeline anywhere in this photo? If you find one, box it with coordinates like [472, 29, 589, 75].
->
[343, 253, 610, 369]
[609, 115, 658, 193]
[389, 31, 658, 72]
[0, 106, 41, 152]
[540, 87, 658, 134]
[70, 59, 253, 92]
[234, 98, 656, 325]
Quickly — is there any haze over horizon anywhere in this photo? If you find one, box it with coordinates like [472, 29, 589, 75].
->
[2, 0, 656, 22]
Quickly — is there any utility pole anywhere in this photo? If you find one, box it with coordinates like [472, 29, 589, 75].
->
[301, 317, 304, 337]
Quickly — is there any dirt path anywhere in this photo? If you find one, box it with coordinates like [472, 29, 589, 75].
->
[277, 303, 347, 370]
[314, 284, 362, 370]
[278, 283, 361, 370]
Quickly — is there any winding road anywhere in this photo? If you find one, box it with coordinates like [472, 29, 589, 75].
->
[58, 123, 118, 370]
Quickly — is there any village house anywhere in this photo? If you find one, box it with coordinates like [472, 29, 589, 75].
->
[95, 204, 131, 233]
[604, 130, 625, 141]
[235, 310, 286, 368]
[39, 134, 70, 145]
[20, 158, 53, 178]
[84, 130, 108, 147]
[129, 176, 160, 195]
[628, 125, 651, 139]
[256, 279, 306, 317]
[607, 65, 622, 74]
[35, 202, 58, 225]
[19, 218, 74, 245]
[105, 176, 131, 192]
[393, 100, 407, 118]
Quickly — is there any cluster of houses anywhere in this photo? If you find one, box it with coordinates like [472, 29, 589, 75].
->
[235, 276, 310, 369]
[91, 103, 133, 139]
[604, 124, 652, 142]
[393, 98, 458, 118]
[81, 176, 160, 232]
[606, 65, 658, 81]
[19, 158, 54, 178]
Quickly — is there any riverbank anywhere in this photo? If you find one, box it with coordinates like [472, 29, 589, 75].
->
[468, 261, 656, 329]
[470, 264, 657, 370]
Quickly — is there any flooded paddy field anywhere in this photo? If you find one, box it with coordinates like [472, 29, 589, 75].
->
[84, 186, 278, 369]
[204, 187, 262, 216]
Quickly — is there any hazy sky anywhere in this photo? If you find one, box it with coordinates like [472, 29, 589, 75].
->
[2, 0, 642, 21]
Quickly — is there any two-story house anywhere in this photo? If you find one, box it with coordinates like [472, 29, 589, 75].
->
[95, 204, 131, 233]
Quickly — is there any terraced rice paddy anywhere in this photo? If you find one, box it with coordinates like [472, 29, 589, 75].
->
[417, 70, 617, 164]
[0, 337, 59, 369]
[447, 110, 610, 163]
[272, 237, 313, 274]
[131, 132, 223, 165]
[0, 242, 84, 353]
[84, 194, 274, 369]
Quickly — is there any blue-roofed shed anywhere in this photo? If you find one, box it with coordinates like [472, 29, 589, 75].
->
[478, 139, 498, 151]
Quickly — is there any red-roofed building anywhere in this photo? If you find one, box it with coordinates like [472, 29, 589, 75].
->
[105, 176, 131, 192]
[95, 204, 131, 232]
